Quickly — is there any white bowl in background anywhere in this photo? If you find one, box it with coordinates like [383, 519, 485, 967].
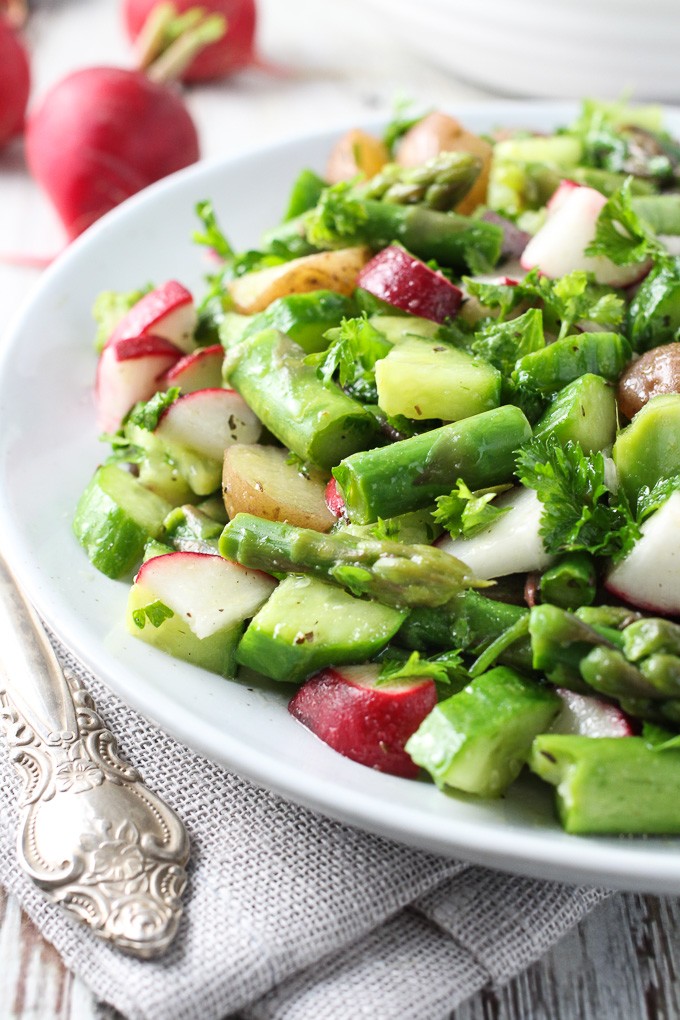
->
[366, 0, 680, 101]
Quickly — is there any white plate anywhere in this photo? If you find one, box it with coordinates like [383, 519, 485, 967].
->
[2, 101, 680, 895]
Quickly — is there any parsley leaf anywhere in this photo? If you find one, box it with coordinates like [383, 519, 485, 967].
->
[126, 388, 180, 432]
[515, 436, 636, 559]
[305, 183, 368, 249]
[131, 601, 174, 630]
[305, 315, 392, 402]
[193, 199, 234, 260]
[470, 307, 545, 379]
[377, 649, 468, 689]
[464, 269, 623, 339]
[433, 479, 512, 539]
[585, 179, 664, 267]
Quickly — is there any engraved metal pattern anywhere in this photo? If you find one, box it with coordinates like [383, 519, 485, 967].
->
[0, 554, 189, 958]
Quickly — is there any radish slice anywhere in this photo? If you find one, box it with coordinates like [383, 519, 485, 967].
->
[357, 245, 463, 323]
[550, 688, 633, 737]
[108, 280, 197, 354]
[437, 486, 554, 580]
[161, 344, 224, 392]
[520, 185, 650, 287]
[605, 493, 680, 615]
[325, 477, 347, 519]
[288, 663, 437, 778]
[134, 550, 276, 638]
[95, 334, 182, 433]
[155, 387, 261, 460]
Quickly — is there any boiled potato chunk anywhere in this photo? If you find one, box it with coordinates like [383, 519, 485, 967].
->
[227, 247, 372, 314]
[326, 128, 390, 184]
[222, 444, 336, 532]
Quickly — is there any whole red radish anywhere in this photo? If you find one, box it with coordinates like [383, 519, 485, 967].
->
[0, 17, 30, 147]
[25, 67, 199, 239]
[124, 0, 257, 82]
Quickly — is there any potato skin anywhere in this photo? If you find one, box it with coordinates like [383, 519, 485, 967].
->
[396, 111, 492, 215]
[326, 128, 389, 184]
[617, 342, 680, 420]
[222, 444, 336, 532]
[227, 247, 371, 314]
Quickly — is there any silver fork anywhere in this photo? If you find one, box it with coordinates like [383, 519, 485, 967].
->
[0, 552, 189, 958]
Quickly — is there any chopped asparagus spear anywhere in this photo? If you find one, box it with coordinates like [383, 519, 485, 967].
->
[220, 512, 482, 609]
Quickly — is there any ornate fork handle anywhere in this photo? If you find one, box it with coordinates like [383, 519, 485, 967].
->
[0, 553, 189, 958]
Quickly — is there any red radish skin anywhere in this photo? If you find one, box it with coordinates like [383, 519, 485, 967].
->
[108, 280, 196, 352]
[0, 17, 30, 147]
[289, 665, 437, 778]
[546, 178, 579, 216]
[325, 477, 346, 519]
[95, 333, 182, 432]
[161, 344, 224, 392]
[357, 245, 464, 323]
[124, 0, 257, 82]
[25, 67, 199, 239]
[520, 184, 650, 288]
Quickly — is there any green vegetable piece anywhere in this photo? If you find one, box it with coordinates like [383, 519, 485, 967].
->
[400, 591, 533, 673]
[360, 150, 482, 211]
[532, 374, 617, 454]
[529, 603, 614, 691]
[306, 187, 503, 273]
[514, 332, 631, 395]
[623, 618, 680, 662]
[627, 257, 680, 353]
[333, 404, 532, 524]
[163, 505, 223, 554]
[92, 285, 152, 353]
[73, 465, 172, 579]
[632, 195, 680, 236]
[405, 667, 560, 797]
[235, 575, 406, 683]
[224, 329, 381, 470]
[375, 337, 501, 422]
[239, 290, 355, 355]
[493, 135, 583, 168]
[126, 585, 241, 677]
[368, 314, 442, 344]
[283, 168, 327, 221]
[343, 507, 443, 546]
[530, 735, 680, 835]
[612, 394, 680, 504]
[578, 646, 658, 699]
[219, 512, 480, 609]
[539, 552, 597, 610]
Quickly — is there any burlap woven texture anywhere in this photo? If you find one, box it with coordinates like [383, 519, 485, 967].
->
[0, 640, 608, 1020]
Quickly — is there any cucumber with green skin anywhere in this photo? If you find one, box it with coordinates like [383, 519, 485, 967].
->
[612, 393, 680, 503]
[73, 464, 172, 578]
[235, 575, 407, 683]
[514, 332, 631, 395]
[532, 373, 617, 454]
[375, 337, 501, 422]
[406, 667, 560, 797]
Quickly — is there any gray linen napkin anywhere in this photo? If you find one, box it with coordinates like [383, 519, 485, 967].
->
[0, 639, 608, 1020]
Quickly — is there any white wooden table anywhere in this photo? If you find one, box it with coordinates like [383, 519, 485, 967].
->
[1, 1, 679, 1016]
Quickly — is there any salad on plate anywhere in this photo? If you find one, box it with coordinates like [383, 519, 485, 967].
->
[73, 99, 680, 838]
